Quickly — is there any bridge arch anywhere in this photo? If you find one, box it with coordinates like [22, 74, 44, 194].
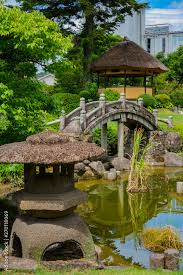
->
[47, 94, 172, 157]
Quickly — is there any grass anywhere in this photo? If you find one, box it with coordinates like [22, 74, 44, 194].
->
[158, 109, 183, 138]
[2, 267, 183, 275]
[141, 227, 183, 253]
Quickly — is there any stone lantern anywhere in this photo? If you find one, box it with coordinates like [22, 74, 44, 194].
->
[0, 131, 105, 261]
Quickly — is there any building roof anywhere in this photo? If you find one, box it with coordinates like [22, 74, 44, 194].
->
[0, 131, 105, 164]
[90, 38, 168, 77]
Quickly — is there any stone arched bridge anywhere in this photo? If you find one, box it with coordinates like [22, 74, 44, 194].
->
[48, 94, 173, 157]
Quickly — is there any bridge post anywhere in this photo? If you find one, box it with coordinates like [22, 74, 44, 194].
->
[153, 109, 158, 126]
[101, 123, 108, 153]
[99, 93, 106, 115]
[120, 92, 126, 108]
[168, 115, 173, 128]
[118, 119, 125, 158]
[80, 97, 86, 111]
[60, 109, 66, 131]
[138, 98, 144, 107]
[80, 110, 87, 130]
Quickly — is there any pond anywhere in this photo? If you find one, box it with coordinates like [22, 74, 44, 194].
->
[76, 167, 183, 270]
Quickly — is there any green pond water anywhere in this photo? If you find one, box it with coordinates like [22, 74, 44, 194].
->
[76, 167, 183, 269]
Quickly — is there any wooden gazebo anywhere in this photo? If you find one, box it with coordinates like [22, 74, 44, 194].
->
[90, 38, 168, 99]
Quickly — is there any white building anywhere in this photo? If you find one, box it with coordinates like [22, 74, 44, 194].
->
[38, 73, 56, 86]
[144, 24, 183, 55]
[116, 9, 183, 56]
[116, 9, 145, 48]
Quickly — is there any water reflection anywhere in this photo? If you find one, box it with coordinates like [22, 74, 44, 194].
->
[77, 168, 183, 269]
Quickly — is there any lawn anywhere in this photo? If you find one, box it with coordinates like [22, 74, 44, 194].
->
[2, 267, 183, 275]
[158, 108, 183, 138]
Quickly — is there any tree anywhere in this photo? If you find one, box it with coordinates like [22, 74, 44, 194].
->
[17, 0, 146, 78]
[156, 46, 183, 83]
[0, 6, 72, 143]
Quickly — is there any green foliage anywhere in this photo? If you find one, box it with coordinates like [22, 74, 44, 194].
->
[52, 93, 80, 115]
[0, 164, 23, 187]
[79, 83, 99, 102]
[170, 90, 183, 107]
[155, 94, 173, 109]
[104, 89, 120, 102]
[128, 128, 154, 192]
[138, 94, 157, 108]
[0, 6, 72, 144]
[93, 124, 118, 155]
[19, 0, 144, 78]
[156, 46, 183, 83]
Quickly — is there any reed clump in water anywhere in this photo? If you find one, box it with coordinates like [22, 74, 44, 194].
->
[127, 128, 153, 193]
[141, 227, 182, 252]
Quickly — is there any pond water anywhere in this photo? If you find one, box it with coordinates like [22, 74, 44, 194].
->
[76, 168, 183, 270]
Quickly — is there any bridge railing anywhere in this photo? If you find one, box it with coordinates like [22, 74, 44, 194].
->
[47, 94, 173, 130]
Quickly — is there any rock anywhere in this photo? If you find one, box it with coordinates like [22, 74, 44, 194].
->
[145, 142, 165, 163]
[75, 162, 86, 176]
[164, 249, 179, 271]
[83, 160, 90, 165]
[164, 152, 183, 167]
[116, 171, 121, 177]
[43, 259, 104, 271]
[176, 182, 183, 194]
[0, 256, 37, 271]
[81, 167, 95, 180]
[111, 157, 130, 171]
[103, 162, 111, 171]
[150, 253, 165, 270]
[89, 161, 105, 177]
[107, 169, 117, 181]
[165, 132, 182, 153]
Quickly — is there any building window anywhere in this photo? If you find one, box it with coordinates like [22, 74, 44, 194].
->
[162, 38, 166, 53]
[147, 38, 151, 53]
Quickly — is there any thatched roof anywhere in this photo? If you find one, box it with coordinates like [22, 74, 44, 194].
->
[91, 38, 168, 77]
[0, 131, 105, 164]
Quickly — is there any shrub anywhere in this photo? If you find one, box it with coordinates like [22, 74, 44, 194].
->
[170, 90, 183, 107]
[141, 227, 182, 252]
[79, 83, 99, 102]
[155, 94, 173, 109]
[0, 164, 23, 187]
[138, 94, 157, 108]
[104, 89, 120, 101]
[52, 93, 80, 115]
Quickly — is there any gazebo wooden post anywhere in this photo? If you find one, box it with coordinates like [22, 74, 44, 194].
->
[144, 72, 147, 94]
[124, 70, 127, 95]
[97, 73, 100, 90]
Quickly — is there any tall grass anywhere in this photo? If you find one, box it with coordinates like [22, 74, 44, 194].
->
[127, 128, 154, 193]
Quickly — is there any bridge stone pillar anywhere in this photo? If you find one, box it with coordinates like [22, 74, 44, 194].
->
[80, 97, 86, 111]
[120, 92, 126, 108]
[80, 110, 87, 130]
[60, 109, 66, 131]
[153, 109, 158, 126]
[99, 94, 106, 115]
[138, 98, 144, 107]
[101, 123, 108, 153]
[118, 119, 125, 158]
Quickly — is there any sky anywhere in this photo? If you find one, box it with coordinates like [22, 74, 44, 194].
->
[6, 0, 183, 30]
[146, 0, 183, 29]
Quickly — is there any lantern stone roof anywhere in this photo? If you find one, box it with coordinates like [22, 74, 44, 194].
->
[0, 131, 105, 164]
[90, 38, 168, 77]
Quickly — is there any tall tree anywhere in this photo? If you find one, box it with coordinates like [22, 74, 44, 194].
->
[17, 0, 146, 79]
[0, 6, 72, 143]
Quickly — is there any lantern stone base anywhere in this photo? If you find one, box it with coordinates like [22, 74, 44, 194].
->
[10, 214, 95, 261]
